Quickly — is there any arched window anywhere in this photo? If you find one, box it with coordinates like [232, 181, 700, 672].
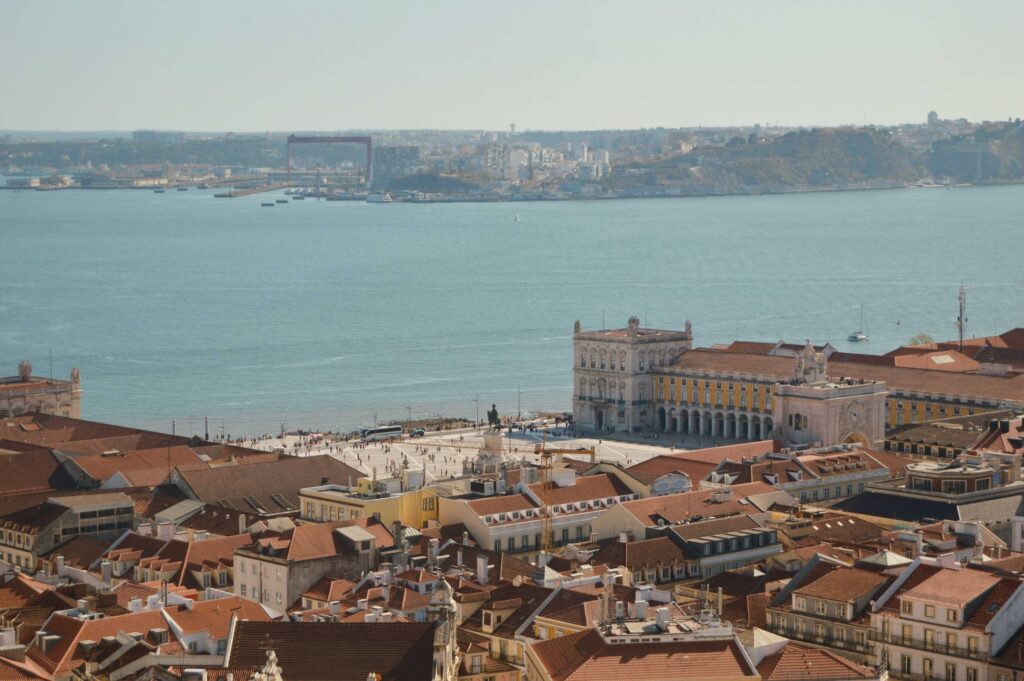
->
[600, 350, 606, 369]
[619, 352, 626, 371]
[590, 351, 596, 368]
[580, 348, 587, 367]
[579, 380, 587, 398]
[639, 353, 645, 371]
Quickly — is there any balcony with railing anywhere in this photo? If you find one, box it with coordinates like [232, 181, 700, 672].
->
[872, 632, 986, 661]
[776, 628, 873, 656]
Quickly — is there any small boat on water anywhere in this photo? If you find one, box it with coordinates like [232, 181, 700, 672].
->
[276, 199, 288, 204]
[177, 187, 188, 192]
[848, 304, 869, 342]
[261, 202, 274, 207]
[366, 192, 393, 203]
[153, 189, 165, 194]
[292, 195, 305, 201]
[514, 213, 521, 222]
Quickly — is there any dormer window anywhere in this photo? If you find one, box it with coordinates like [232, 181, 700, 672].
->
[901, 600, 912, 615]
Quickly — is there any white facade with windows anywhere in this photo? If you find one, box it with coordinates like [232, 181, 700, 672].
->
[572, 316, 692, 433]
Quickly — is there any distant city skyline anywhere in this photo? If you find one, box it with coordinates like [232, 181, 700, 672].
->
[2, 0, 1022, 132]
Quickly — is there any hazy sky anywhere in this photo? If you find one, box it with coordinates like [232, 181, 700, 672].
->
[2, 0, 1022, 131]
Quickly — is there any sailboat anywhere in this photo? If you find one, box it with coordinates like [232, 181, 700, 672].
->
[514, 213, 521, 222]
[848, 304, 869, 342]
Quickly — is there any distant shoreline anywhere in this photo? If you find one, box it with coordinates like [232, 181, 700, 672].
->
[3, 179, 1022, 203]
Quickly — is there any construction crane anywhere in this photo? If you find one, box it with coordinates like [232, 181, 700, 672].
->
[534, 443, 596, 552]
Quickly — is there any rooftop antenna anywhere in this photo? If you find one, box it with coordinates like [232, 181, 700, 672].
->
[49, 348, 53, 382]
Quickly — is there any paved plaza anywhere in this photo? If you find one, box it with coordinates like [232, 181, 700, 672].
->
[233, 422, 755, 484]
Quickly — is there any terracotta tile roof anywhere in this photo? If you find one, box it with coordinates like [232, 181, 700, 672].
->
[0, 450, 71, 496]
[165, 596, 271, 639]
[0, 574, 52, 610]
[892, 350, 980, 372]
[0, 654, 51, 681]
[175, 455, 364, 516]
[225, 620, 436, 681]
[69, 446, 209, 485]
[617, 482, 780, 527]
[530, 628, 758, 681]
[395, 568, 438, 585]
[42, 537, 110, 570]
[967, 577, 1022, 627]
[903, 567, 1001, 607]
[801, 513, 886, 545]
[173, 503, 250, 537]
[346, 585, 432, 613]
[669, 514, 759, 541]
[666, 440, 783, 465]
[253, 518, 393, 562]
[176, 534, 254, 588]
[30, 610, 171, 674]
[526, 474, 633, 506]
[623, 456, 718, 485]
[667, 348, 1024, 404]
[460, 581, 554, 638]
[466, 494, 538, 516]
[299, 577, 356, 603]
[794, 567, 889, 602]
[0, 502, 68, 534]
[757, 641, 876, 680]
[0, 414, 183, 452]
[591, 536, 686, 570]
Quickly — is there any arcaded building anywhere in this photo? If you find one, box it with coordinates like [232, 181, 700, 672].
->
[572, 319, 1024, 445]
[0, 360, 81, 419]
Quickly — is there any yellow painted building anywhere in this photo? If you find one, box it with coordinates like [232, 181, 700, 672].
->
[298, 478, 443, 529]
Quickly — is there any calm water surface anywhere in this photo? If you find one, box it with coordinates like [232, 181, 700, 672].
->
[1, 185, 1022, 436]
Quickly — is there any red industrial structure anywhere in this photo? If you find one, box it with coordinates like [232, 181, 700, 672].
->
[285, 135, 373, 187]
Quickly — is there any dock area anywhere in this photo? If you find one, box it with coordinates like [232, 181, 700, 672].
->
[213, 183, 287, 198]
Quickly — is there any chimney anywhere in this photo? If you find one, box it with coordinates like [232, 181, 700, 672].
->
[157, 522, 174, 540]
[614, 601, 624, 620]
[391, 520, 403, 547]
[238, 512, 248, 535]
[55, 556, 64, 574]
[427, 538, 439, 569]
[655, 607, 670, 631]
[618, 532, 629, 544]
[329, 601, 340, 616]
[476, 555, 489, 584]
[636, 584, 652, 603]
[40, 635, 62, 655]
[128, 598, 142, 613]
[76, 598, 89, 614]
[357, 598, 369, 611]
[462, 531, 470, 546]
[634, 599, 648, 619]
[100, 561, 112, 585]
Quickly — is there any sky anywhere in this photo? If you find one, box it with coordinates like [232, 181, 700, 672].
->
[2, 0, 1022, 132]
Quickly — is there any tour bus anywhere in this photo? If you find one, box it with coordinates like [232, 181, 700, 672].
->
[360, 425, 403, 442]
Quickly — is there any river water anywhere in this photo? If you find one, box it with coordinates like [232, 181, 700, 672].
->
[1, 185, 1021, 436]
